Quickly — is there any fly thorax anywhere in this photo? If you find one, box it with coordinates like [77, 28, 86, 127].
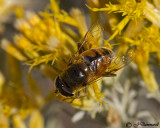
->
[61, 63, 89, 89]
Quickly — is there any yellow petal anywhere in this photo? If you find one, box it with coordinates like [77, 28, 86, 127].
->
[0, 113, 9, 128]
[29, 110, 44, 128]
[12, 114, 27, 128]
[7, 55, 22, 87]
[144, 2, 160, 27]
[1, 39, 26, 61]
[139, 64, 159, 92]
[135, 49, 159, 92]
[15, 7, 24, 18]
[88, 82, 105, 108]
[70, 8, 87, 37]
[0, 72, 5, 95]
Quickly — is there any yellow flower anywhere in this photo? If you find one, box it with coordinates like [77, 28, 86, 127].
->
[29, 110, 44, 128]
[0, 0, 26, 33]
[87, 0, 160, 42]
[1, 0, 106, 110]
[0, 55, 45, 127]
[124, 25, 160, 92]
[87, 0, 160, 92]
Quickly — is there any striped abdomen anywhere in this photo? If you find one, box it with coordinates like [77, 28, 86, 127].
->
[81, 47, 113, 75]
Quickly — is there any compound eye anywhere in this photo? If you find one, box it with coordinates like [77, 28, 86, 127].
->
[55, 76, 61, 89]
[61, 86, 73, 97]
[55, 76, 73, 97]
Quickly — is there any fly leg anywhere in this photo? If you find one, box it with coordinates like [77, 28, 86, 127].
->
[76, 90, 87, 98]
[76, 89, 87, 107]
[78, 91, 81, 97]
[85, 87, 87, 94]
[62, 97, 75, 103]
[102, 72, 117, 77]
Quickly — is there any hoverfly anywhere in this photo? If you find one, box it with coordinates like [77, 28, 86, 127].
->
[55, 23, 134, 97]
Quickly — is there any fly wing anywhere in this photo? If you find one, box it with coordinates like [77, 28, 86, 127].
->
[68, 22, 103, 65]
[79, 22, 103, 52]
[105, 49, 135, 74]
[85, 50, 135, 85]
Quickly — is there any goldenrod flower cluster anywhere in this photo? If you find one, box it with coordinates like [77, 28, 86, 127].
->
[0, 0, 105, 127]
[87, 0, 160, 92]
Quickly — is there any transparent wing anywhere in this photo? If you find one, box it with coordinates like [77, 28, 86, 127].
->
[105, 49, 135, 73]
[79, 21, 103, 52]
[87, 76, 103, 86]
[84, 50, 135, 86]
[68, 22, 103, 65]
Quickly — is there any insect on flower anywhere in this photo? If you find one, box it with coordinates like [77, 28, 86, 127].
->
[55, 23, 134, 98]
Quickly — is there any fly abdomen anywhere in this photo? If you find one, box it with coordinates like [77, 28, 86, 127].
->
[82, 47, 113, 73]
